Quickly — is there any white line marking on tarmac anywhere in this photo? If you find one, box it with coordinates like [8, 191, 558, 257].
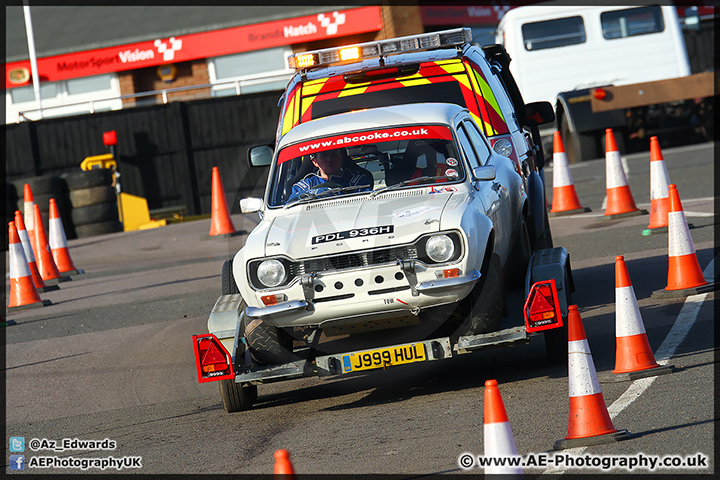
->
[541, 263, 712, 475]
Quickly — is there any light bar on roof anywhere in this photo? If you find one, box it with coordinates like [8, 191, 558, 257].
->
[287, 28, 472, 71]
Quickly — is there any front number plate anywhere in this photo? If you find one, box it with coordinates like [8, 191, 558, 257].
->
[341, 343, 426, 373]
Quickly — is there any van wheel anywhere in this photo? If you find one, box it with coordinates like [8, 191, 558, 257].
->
[560, 112, 599, 163]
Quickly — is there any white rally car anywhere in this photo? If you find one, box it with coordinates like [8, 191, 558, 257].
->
[193, 103, 572, 412]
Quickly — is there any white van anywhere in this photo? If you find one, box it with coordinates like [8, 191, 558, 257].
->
[495, 4, 706, 161]
[497, 4, 690, 105]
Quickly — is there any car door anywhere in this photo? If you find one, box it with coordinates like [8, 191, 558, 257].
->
[456, 116, 515, 263]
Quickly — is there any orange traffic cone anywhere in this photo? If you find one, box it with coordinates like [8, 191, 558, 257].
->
[554, 305, 630, 449]
[23, 183, 37, 248]
[550, 131, 589, 215]
[645, 136, 671, 230]
[209, 166, 237, 236]
[604, 129, 643, 218]
[665, 184, 707, 291]
[273, 449, 295, 477]
[14, 210, 58, 293]
[605, 256, 674, 380]
[484, 379, 523, 475]
[48, 198, 80, 275]
[32, 203, 65, 284]
[7, 221, 45, 311]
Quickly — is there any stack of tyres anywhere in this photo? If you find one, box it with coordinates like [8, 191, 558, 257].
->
[62, 169, 123, 238]
[12, 175, 73, 239]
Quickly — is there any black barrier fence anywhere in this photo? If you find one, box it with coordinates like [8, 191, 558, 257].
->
[5, 89, 280, 217]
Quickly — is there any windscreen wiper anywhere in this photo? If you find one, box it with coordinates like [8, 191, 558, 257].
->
[370, 175, 449, 198]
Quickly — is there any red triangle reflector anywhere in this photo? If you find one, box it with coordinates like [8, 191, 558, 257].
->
[529, 287, 554, 313]
[201, 342, 227, 366]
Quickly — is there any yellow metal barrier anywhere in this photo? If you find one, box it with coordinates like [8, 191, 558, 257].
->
[80, 154, 166, 231]
[117, 193, 167, 231]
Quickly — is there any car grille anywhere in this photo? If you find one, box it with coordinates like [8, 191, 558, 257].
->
[293, 245, 419, 275]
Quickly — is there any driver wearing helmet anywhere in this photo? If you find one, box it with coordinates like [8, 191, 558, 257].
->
[291, 148, 372, 198]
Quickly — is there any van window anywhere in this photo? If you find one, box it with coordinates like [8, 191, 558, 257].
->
[521, 16, 585, 51]
[601, 6, 664, 39]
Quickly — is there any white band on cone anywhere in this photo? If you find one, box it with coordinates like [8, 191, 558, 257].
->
[18, 229, 37, 263]
[553, 152, 573, 187]
[25, 202, 34, 229]
[49, 217, 68, 249]
[650, 161, 670, 200]
[615, 286, 646, 336]
[484, 422, 519, 456]
[606, 151, 628, 188]
[568, 339, 602, 397]
[483, 422, 523, 474]
[9, 242, 32, 279]
[668, 211, 695, 257]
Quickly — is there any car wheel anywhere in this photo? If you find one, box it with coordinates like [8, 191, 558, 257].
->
[221, 259, 239, 295]
[219, 380, 257, 412]
[462, 254, 504, 335]
[504, 215, 532, 289]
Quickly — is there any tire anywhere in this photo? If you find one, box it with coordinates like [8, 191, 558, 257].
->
[504, 215, 532, 290]
[534, 209, 554, 251]
[62, 169, 113, 190]
[544, 269, 572, 365]
[560, 112, 600, 163]
[219, 379, 257, 412]
[245, 318, 294, 366]
[17, 193, 70, 212]
[12, 175, 63, 196]
[71, 202, 119, 226]
[460, 253, 505, 335]
[69, 186, 117, 208]
[74, 220, 123, 238]
[221, 259, 239, 295]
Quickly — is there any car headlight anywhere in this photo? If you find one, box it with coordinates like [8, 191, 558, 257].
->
[425, 234, 455, 263]
[493, 138, 513, 157]
[256, 259, 286, 287]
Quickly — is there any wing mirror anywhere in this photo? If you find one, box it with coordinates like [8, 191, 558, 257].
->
[472, 165, 496, 181]
[247, 144, 273, 167]
[239, 197, 263, 214]
[524, 101, 555, 126]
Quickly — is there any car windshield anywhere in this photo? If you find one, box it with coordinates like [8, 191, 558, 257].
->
[267, 125, 464, 207]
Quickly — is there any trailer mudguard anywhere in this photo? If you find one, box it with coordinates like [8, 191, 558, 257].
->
[524, 247, 575, 319]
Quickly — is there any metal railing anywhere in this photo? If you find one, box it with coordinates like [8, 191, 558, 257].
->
[15, 72, 293, 122]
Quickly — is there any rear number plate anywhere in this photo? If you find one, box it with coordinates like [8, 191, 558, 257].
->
[341, 343, 426, 373]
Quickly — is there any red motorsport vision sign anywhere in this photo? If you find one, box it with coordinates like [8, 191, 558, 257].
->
[6, 6, 382, 88]
[278, 125, 453, 164]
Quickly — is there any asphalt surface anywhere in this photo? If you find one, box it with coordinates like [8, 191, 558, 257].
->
[3, 141, 716, 475]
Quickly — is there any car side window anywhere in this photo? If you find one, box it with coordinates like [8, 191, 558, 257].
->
[462, 120, 492, 165]
[456, 125, 481, 169]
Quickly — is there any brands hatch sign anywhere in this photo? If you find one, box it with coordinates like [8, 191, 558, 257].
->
[5, 6, 382, 88]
